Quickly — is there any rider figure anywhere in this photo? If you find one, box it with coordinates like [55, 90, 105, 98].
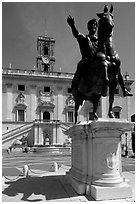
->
[67, 15, 98, 95]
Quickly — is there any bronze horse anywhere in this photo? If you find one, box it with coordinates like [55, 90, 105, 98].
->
[73, 5, 131, 123]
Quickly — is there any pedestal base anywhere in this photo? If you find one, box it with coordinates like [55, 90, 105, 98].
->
[66, 172, 86, 195]
[66, 171, 132, 200]
[66, 119, 134, 201]
[91, 182, 132, 201]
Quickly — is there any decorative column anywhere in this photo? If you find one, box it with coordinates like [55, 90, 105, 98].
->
[6, 83, 13, 120]
[66, 118, 134, 201]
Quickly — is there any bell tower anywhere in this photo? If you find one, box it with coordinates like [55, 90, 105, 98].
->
[36, 35, 55, 72]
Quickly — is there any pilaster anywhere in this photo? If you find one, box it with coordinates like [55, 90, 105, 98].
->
[30, 84, 37, 121]
[6, 83, 13, 120]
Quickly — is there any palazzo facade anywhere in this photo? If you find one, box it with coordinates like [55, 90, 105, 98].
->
[2, 34, 134, 149]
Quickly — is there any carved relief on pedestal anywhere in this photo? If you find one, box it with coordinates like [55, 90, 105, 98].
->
[106, 152, 119, 170]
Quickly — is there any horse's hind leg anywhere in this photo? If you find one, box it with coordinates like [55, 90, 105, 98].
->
[75, 108, 78, 124]
[74, 102, 79, 124]
[91, 94, 101, 120]
[93, 101, 99, 120]
[108, 80, 117, 118]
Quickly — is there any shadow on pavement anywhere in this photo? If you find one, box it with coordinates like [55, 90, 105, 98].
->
[2, 175, 80, 202]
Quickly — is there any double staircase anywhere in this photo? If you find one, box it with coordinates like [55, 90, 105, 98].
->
[2, 121, 72, 149]
[2, 122, 34, 146]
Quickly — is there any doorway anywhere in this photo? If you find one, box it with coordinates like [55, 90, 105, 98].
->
[43, 129, 51, 145]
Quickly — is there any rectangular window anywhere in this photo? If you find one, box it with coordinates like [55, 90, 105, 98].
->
[68, 111, 74, 123]
[18, 110, 25, 122]
[44, 86, 50, 92]
[18, 84, 25, 91]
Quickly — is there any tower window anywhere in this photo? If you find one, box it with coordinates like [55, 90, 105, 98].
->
[18, 85, 25, 91]
[44, 86, 50, 93]
[44, 64, 49, 72]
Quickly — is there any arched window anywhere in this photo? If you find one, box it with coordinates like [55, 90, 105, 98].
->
[43, 111, 50, 121]
[113, 106, 122, 119]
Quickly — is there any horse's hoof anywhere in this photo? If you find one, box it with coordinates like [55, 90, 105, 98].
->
[108, 112, 115, 118]
[123, 89, 133, 97]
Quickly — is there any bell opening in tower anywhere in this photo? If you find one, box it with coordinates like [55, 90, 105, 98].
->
[44, 46, 48, 55]
[44, 64, 49, 72]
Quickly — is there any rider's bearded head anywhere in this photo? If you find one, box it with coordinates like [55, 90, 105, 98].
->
[87, 19, 98, 35]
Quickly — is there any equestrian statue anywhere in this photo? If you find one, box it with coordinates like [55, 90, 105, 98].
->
[67, 4, 132, 124]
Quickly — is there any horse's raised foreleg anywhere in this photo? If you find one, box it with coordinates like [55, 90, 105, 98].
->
[108, 79, 117, 118]
[118, 71, 133, 97]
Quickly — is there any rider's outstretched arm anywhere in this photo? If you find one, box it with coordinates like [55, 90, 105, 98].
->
[67, 15, 79, 38]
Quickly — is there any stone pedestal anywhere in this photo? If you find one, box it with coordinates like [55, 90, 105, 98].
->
[66, 119, 134, 200]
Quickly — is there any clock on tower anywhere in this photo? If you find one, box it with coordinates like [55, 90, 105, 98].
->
[36, 35, 55, 72]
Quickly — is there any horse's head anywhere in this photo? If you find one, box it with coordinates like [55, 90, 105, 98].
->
[97, 5, 114, 40]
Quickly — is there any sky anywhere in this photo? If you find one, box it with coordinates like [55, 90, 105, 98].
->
[2, 1, 135, 114]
